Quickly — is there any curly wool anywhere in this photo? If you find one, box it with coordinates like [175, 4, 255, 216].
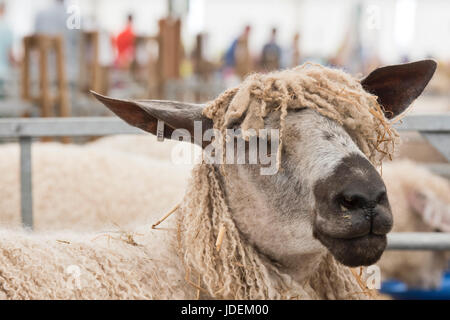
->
[0, 226, 191, 299]
[203, 63, 399, 168]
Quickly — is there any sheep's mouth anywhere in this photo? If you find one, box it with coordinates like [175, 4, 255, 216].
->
[314, 230, 387, 267]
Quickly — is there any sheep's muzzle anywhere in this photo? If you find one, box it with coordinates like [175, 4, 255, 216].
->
[312, 154, 393, 267]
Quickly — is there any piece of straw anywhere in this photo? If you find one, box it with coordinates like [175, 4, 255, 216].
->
[215, 226, 226, 252]
[184, 267, 207, 294]
[151, 203, 181, 229]
[196, 274, 201, 300]
[56, 240, 71, 245]
[349, 267, 377, 298]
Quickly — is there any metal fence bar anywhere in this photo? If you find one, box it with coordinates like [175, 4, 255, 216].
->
[387, 232, 450, 250]
[394, 114, 450, 162]
[393, 114, 450, 131]
[0, 117, 142, 138]
[20, 137, 33, 229]
[0, 114, 448, 137]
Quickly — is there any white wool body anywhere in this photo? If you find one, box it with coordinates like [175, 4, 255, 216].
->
[0, 223, 193, 299]
[0, 142, 192, 231]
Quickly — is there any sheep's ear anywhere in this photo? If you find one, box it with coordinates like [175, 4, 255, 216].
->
[91, 91, 213, 147]
[361, 60, 437, 119]
[407, 190, 450, 232]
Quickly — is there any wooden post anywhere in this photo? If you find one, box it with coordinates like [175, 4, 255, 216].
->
[21, 37, 31, 101]
[54, 36, 71, 143]
[140, 35, 160, 98]
[91, 32, 102, 94]
[54, 36, 70, 117]
[21, 34, 72, 142]
[156, 18, 182, 99]
[79, 31, 102, 94]
[38, 36, 51, 117]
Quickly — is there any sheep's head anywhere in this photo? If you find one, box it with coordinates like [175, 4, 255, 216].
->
[92, 60, 436, 269]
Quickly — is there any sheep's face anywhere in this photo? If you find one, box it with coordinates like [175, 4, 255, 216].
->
[226, 108, 392, 268]
[93, 60, 436, 270]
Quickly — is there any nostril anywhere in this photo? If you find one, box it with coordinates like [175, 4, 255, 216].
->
[376, 191, 387, 204]
[336, 187, 388, 211]
[338, 193, 368, 210]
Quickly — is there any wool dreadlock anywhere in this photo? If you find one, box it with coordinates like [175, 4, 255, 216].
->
[203, 63, 399, 169]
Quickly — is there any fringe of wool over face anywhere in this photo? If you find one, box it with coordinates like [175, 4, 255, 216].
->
[203, 63, 399, 169]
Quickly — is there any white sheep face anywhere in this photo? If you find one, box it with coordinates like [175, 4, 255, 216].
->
[222, 108, 392, 268]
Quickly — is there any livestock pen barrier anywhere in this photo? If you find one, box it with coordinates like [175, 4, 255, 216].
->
[0, 114, 449, 251]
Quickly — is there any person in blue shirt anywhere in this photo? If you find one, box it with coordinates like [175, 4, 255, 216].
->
[224, 25, 251, 72]
[34, 0, 81, 83]
[260, 28, 281, 72]
[0, 2, 13, 98]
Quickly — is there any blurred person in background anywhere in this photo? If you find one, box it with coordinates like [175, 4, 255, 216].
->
[224, 25, 252, 79]
[0, 2, 13, 98]
[260, 27, 281, 72]
[114, 14, 136, 69]
[290, 32, 301, 67]
[34, 0, 81, 83]
[281, 32, 302, 69]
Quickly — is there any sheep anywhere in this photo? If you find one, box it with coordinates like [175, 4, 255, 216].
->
[0, 60, 436, 299]
[0, 142, 191, 231]
[378, 160, 450, 289]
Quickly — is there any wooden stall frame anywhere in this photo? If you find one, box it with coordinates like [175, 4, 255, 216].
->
[21, 34, 71, 142]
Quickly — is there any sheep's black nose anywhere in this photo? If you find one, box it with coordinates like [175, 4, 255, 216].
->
[314, 154, 393, 238]
[337, 187, 387, 211]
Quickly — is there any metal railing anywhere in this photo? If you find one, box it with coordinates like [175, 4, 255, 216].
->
[0, 115, 449, 250]
[394, 114, 450, 161]
[0, 117, 141, 228]
[387, 233, 450, 250]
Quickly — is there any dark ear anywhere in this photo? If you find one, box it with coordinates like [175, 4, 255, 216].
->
[91, 91, 213, 147]
[361, 60, 437, 119]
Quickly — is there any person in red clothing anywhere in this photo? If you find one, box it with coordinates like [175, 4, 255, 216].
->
[115, 14, 135, 69]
